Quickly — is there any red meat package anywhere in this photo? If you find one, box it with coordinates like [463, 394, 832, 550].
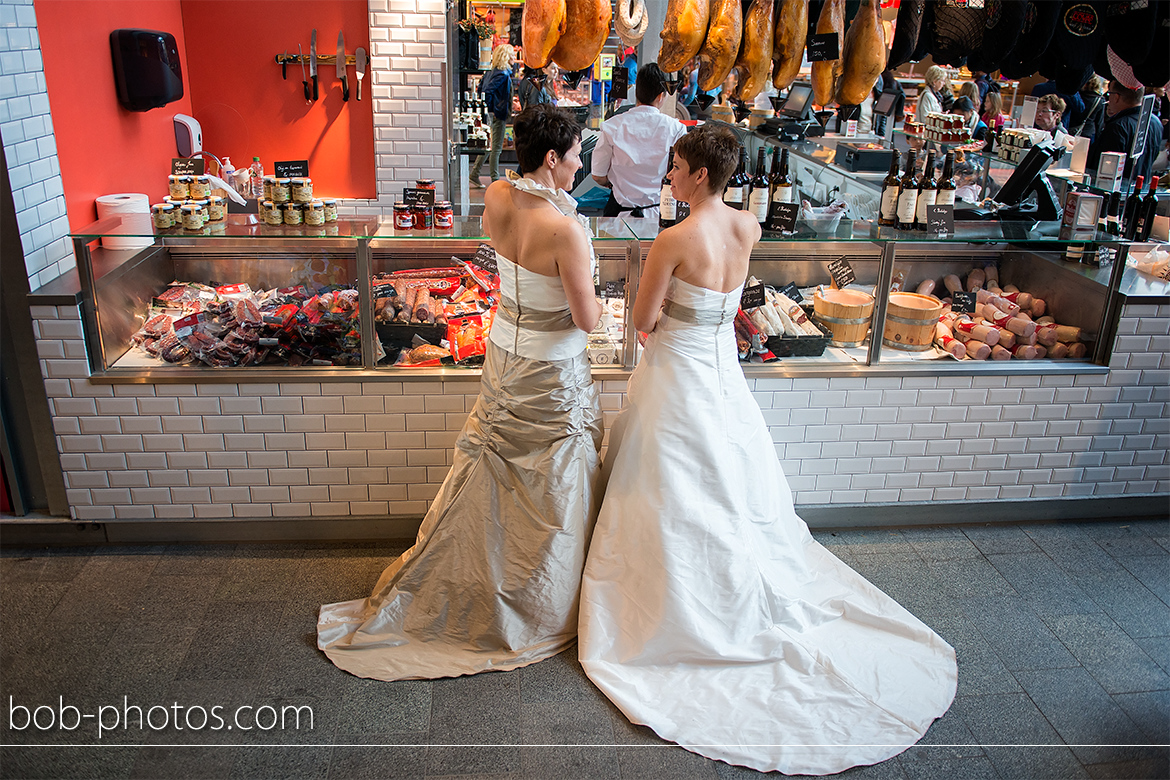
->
[446, 313, 490, 362]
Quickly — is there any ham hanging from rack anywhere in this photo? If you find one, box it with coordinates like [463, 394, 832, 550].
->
[835, 0, 885, 106]
[550, 0, 612, 71]
[811, 0, 843, 107]
[734, 0, 775, 102]
[523, 0, 567, 68]
[697, 0, 743, 91]
[771, 0, 808, 91]
[659, 0, 711, 72]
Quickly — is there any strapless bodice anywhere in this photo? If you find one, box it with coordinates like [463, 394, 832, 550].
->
[489, 254, 586, 362]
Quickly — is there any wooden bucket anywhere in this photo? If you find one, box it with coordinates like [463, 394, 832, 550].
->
[883, 292, 944, 351]
[813, 288, 874, 347]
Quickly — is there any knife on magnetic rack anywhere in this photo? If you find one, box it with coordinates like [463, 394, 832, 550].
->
[310, 29, 318, 101]
[337, 31, 348, 101]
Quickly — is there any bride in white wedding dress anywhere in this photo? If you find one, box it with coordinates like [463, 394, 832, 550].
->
[578, 125, 958, 776]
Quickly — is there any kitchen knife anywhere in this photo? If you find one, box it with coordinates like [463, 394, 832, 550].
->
[281, 49, 288, 79]
[310, 29, 318, 101]
[356, 47, 366, 101]
[337, 31, 348, 102]
[299, 44, 310, 103]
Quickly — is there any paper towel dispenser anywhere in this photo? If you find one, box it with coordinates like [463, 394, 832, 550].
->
[110, 29, 184, 112]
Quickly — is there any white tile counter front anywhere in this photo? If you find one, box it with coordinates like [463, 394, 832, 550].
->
[30, 301, 1169, 525]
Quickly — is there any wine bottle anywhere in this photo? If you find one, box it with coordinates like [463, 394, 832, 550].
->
[1106, 190, 1122, 236]
[877, 149, 901, 227]
[935, 151, 956, 207]
[1134, 175, 1160, 241]
[896, 150, 919, 230]
[1122, 175, 1144, 239]
[659, 148, 677, 229]
[914, 150, 938, 231]
[767, 148, 795, 231]
[723, 146, 748, 209]
[748, 147, 770, 223]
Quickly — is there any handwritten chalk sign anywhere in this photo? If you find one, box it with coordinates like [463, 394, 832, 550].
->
[604, 279, 625, 298]
[274, 160, 310, 178]
[471, 243, 498, 275]
[780, 282, 803, 303]
[403, 188, 436, 206]
[740, 282, 766, 310]
[172, 158, 204, 175]
[827, 257, 856, 289]
[808, 34, 839, 62]
[768, 201, 800, 233]
[951, 290, 976, 314]
[927, 204, 954, 237]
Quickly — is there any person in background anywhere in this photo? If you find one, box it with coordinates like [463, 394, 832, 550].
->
[1072, 74, 1107, 141]
[981, 90, 1010, 131]
[1030, 79, 1083, 131]
[592, 63, 689, 219]
[954, 158, 983, 202]
[914, 65, 948, 123]
[957, 82, 980, 112]
[877, 70, 906, 127]
[470, 44, 515, 188]
[939, 71, 956, 112]
[518, 65, 554, 110]
[1088, 80, 1164, 181]
[953, 96, 988, 141]
[1034, 94, 1071, 149]
[972, 71, 997, 105]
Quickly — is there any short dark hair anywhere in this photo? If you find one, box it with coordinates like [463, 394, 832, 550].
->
[1108, 80, 1143, 106]
[673, 124, 739, 193]
[512, 104, 581, 174]
[635, 63, 667, 105]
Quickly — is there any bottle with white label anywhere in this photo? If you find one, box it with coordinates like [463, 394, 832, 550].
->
[935, 151, 956, 207]
[747, 147, 770, 223]
[914, 150, 937, 231]
[659, 148, 677, 229]
[896, 150, 919, 230]
[723, 146, 748, 209]
[767, 148, 795, 230]
[878, 149, 901, 227]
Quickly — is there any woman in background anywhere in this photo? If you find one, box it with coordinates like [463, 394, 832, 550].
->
[914, 65, 948, 123]
[981, 90, 1010, 131]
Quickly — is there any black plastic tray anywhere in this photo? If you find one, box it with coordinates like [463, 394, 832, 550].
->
[765, 319, 832, 357]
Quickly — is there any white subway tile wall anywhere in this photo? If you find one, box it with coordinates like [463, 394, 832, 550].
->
[0, 0, 73, 288]
[30, 301, 1170, 521]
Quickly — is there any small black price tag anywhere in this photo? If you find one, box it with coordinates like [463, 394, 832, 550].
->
[675, 201, 691, 222]
[827, 257, 856, 289]
[807, 33, 839, 62]
[604, 279, 625, 298]
[403, 188, 436, 206]
[740, 282, 766, 310]
[927, 204, 954, 237]
[372, 282, 397, 298]
[951, 290, 976, 314]
[172, 158, 203, 175]
[609, 66, 629, 101]
[471, 243, 499, 274]
[780, 282, 803, 303]
[274, 160, 310, 177]
[769, 202, 800, 233]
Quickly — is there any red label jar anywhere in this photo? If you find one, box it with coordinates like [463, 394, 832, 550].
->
[394, 202, 413, 229]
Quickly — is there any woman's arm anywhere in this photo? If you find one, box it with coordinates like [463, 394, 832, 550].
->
[552, 220, 603, 333]
[632, 231, 681, 333]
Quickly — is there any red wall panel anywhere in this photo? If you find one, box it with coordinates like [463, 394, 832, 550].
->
[179, 0, 375, 201]
[35, 0, 194, 229]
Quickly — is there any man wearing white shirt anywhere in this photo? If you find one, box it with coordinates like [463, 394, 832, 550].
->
[592, 64, 689, 219]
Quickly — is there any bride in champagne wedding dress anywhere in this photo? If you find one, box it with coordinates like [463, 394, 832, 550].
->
[579, 125, 958, 775]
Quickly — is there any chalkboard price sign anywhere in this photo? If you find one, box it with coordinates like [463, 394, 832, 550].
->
[926, 204, 954, 237]
[827, 257, 856, 289]
[807, 34, 839, 62]
[274, 160, 310, 178]
[780, 282, 803, 303]
[403, 188, 436, 206]
[471, 243, 499, 274]
[951, 290, 976, 314]
[740, 282, 766, 310]
[172, 158, 204, 175]
[768, 202, 800, 233]
[604, 279, 625, 298]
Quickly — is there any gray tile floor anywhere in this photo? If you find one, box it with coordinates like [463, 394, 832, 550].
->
[1, 519, 1167, 779]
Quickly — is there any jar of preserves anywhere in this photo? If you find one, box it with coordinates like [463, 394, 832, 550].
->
[322, 198, 338, 222]
[272, 178, 292, 203]
[180, 204, 202, 230]
[151, 203, 175, 229]
[291, 177, 313, 203]
[262, 175, 276, 201]
[283, 201, 304, 225]
[189, 175, 211, 199]
[394, 202, 413, 229]
[207, 195, 226, 221]
[192, 199, 210, 223]
[305, 199, 325, 226]
[168, 175, 190, 199]
[433, 200, 454, 229]
[416, 179, 437, 191]
[412, 202, 433, 230]
[262, 200, 283, 226]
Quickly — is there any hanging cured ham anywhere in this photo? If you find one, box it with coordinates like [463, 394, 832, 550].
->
[835, 0, 885, 106]
[523, 0, 567, 68]
[659, 0, 711, 72]
[810, 0, 843, 106]
[550, 0, 612, 71]
[697, 0, 743, 91]
[735, 0, 775, 101]
[771, 0, 808, 91]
